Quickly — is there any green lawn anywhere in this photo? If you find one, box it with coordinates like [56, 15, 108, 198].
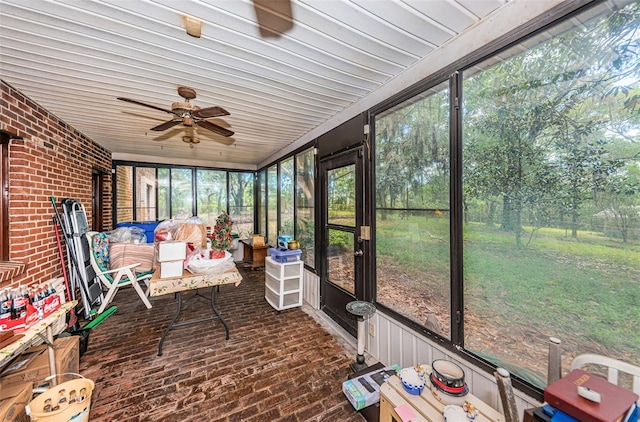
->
[376, 214, 640, 377]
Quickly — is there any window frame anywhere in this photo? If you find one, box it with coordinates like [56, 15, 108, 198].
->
[368, 0, 622, 400]
[113, 161, 255, 231]
[0, 131, 10, 261]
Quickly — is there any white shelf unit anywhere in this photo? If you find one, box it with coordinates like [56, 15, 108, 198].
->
[264, 256, 304, 311]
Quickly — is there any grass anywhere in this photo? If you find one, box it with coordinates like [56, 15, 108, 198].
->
[376, 214, 640, 371]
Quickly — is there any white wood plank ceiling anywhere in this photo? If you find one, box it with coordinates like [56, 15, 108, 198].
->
[0, 0, 508, 169]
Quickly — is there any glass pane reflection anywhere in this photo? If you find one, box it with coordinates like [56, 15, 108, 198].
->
[328, 165, 355, 227]
[327, 228, 355, 294]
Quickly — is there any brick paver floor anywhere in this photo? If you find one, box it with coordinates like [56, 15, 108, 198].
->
[78, 261, 365, 422]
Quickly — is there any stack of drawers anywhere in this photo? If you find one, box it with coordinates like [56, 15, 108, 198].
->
[264, 257, 303, 311]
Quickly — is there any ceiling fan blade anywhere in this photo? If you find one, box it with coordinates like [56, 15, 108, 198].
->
[196, 120, 234, 137]
[150, 119, 182, 131]
[117, 97, 174, 114]
[253, 0, 294, 38]
[192, 106, 230, 119]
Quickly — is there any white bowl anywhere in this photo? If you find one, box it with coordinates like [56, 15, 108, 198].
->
[430, 384, 468, 406]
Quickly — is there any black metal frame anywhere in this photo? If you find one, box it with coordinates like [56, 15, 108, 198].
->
[157, 287, 229, 356]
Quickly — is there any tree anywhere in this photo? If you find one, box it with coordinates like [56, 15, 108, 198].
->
[462, 1, 640, 245]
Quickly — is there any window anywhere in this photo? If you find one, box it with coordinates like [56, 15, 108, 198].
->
[196, 169, 227, 227]
[280, 157, 294, 237]
[296, 147, 315, 267]
[373, 0, 639, 391]
[257, 169, 266, 236]
[157, 168, 170, 220]
[374, 81, 452, 338]
[116, 166, 134, 222]
[461, 0, 639, 387]
[229, 171, 254, 237]
[115, 163, 254, 237]
[267, 165, 278, 246]
[169, 168, 193, 219]
[135, 167, 156, 221]
[257, 147, 317, 269]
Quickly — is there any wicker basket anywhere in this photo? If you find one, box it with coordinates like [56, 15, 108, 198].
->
[27, 374, 94, 422]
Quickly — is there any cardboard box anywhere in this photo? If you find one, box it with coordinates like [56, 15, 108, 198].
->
[0, 305, 40, 333]
[0, 336, 79, 391]
[157, 241, 186, 262]
[0, 383, 31, 422]
[343, 365, 399, 411]
[544, 369, 639, 422]
[160, 260, 184, 279]
[250, 235, 264, 246]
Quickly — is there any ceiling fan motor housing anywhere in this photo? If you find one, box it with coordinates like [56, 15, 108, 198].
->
[172, 101, 194, 115]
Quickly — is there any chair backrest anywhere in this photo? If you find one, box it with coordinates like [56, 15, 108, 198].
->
[85, 231, 113, 283]
[570, 353, 640, 403]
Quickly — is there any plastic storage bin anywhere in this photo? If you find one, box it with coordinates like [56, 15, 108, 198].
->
[264, 257, 304, 311]
[268, 247, 301, 263]
[116, 221, 161, 243]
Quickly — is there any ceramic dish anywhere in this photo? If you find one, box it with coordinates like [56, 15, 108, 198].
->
[431, 359, 466, 389]
[429, 372, 469, 406]
[399, 367, 425, 395]
[442, 405, 468, 422]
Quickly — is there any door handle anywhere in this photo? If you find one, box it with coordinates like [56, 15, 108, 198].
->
[354, 249, 363, 256]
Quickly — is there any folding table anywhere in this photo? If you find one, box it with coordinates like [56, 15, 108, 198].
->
[148, 267, 242, 356]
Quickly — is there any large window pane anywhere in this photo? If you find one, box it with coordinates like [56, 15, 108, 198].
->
[296, 147, 315, 268]
[267, 165, 278, 246]
[327, 228, 355, 294]
[171, 168, 193, 219]
[375, 80, 451, 339]
[116, 165, 133, 223]
[229, 171, 254, 238]
[280, 158, 295, 237]
[328, 165, 356, 227]
[196, 169, 227, 227]
[135, 167, 156, 221]
[462, 1, 639, 387]
[257, 170, 266, 236]
[157, 168, 170, 220]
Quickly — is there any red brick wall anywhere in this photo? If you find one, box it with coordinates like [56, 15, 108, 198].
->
[0, 79, 112, 291]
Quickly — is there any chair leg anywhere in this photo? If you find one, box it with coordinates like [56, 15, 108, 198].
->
[495, 368, 519, 422]
[98, 281, 120, 314]
[125, 268, 152, 309]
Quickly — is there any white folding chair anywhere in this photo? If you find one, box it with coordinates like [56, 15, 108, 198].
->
[86, 231, 153, 314]
[570, 353, 640, 404]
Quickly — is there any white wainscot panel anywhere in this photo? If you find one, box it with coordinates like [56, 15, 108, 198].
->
[302, 268, 320, 309]
[368, 310, 542, 421]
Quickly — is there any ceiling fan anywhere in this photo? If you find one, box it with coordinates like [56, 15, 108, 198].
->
[117, 86, 234, 137]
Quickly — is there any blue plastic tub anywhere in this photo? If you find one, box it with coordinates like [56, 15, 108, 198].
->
[116, 221, 161, 243]
[269, 247, 301, 263]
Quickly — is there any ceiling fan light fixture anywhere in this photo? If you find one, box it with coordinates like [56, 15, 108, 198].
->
[183, 135, 200, 144]
[184, 16, 202, 38]
[182, 116, 194, 127]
